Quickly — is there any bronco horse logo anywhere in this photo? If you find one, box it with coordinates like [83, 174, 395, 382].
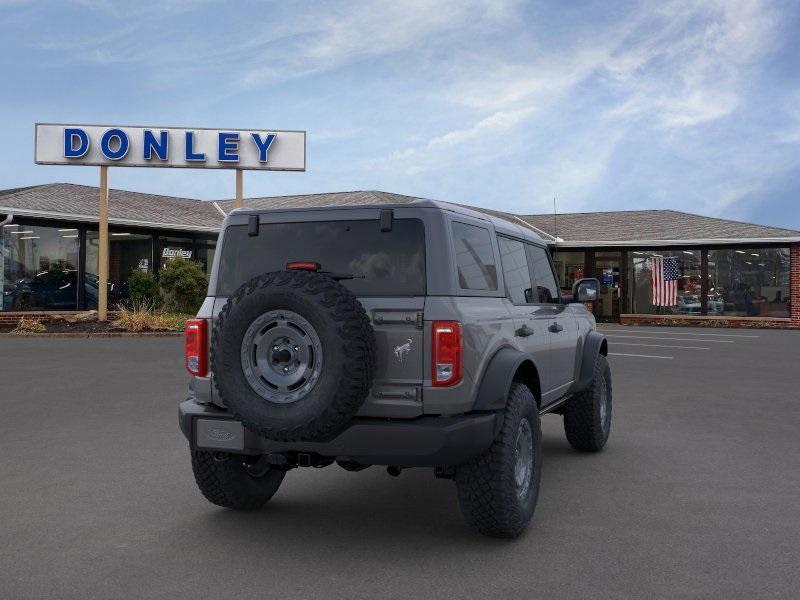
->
[393, 338, 413, 363]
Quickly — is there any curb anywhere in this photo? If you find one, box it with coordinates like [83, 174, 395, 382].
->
[0, 332, 183, 338]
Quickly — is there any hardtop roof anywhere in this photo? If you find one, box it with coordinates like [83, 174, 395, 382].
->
[227, 192, 546, 243]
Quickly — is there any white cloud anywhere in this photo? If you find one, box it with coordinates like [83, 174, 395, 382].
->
[378, 106, 535, 175]
[368, 0, 790, 213]
[238, 0, 522, 88]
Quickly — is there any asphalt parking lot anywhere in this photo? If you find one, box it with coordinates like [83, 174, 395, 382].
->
[1, 327, 799, 600]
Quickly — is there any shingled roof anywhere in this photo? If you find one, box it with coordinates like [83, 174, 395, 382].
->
[0, 183, 221, 231]
[2, 184, 798, 244]
[518, 209, 800, 245]
[215, 190, 421, 214]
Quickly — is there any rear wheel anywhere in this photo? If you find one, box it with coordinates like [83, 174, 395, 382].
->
[190, 451, 285, 510]
[455, 383, 542, 538]
[563, 353, 612, 452]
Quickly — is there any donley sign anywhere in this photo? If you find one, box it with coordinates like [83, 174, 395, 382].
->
[33, 122, 306, 320]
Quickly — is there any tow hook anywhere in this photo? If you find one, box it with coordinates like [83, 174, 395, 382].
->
[245, 453, 289, 477]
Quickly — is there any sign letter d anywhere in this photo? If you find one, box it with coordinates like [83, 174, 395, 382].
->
[64, 128, 89, 158]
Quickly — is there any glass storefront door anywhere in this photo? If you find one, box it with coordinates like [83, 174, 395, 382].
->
[593, 251, 622, 322]
[85, 230, 153, 308]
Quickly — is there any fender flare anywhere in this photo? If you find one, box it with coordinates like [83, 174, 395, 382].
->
[574, 330, 607, 392]
[472, 347, 535, 411]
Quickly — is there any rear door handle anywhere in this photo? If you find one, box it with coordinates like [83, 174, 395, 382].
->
[515, 324, 534, 338]
[548, 322, 563, 333]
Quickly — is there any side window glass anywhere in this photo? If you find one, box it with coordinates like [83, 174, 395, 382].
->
[452, 222, 498, 291]
[527, 244, 560, 303]
[498, 237, 533, 304]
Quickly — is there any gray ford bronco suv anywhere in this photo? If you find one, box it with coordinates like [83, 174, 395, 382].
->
[179, 195, 611, 538]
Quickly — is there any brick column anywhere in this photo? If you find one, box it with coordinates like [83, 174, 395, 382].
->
[791, 244, 800, 325]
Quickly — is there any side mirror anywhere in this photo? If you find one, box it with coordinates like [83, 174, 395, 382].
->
[524, 288, 533, 303]
[573, 278, 599, 302]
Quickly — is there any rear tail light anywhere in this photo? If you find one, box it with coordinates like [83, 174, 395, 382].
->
[185, 318, 208, 376]
[432, 321, 462, 387]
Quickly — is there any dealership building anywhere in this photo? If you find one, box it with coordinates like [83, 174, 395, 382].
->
[1, 183, 799, 328]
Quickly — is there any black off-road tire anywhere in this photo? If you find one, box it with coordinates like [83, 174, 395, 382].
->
[190, 451, 285, 510]
[563, 353, 612, 452]
[212, 270, 376, 442]
[455, 383, 542, 538]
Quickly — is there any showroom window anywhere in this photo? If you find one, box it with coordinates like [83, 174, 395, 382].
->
[85, 230, 153, 308]
[1, 223, 80, 311]
[551, 251, 586, 290]
[159, 236, 195, 272]
[629, 249, 702, 315]
[707, 248, 790, 317]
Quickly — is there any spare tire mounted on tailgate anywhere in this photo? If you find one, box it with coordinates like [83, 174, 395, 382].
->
[212, 270, 376, 442]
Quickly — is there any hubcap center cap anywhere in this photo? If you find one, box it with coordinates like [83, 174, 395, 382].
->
[273, 348, 293, 363]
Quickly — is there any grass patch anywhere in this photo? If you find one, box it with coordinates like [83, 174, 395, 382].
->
[11, 317, 46, 334]
[113, 302, 193, 332]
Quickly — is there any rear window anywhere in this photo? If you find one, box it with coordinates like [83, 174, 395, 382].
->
[216, 219, 426, 296]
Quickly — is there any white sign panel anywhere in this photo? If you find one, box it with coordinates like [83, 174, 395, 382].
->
[34, 123, 306, 171]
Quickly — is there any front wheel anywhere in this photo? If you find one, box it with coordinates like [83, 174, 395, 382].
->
[190, 450, 285, 510]
[455, 383, 542, 538]
[563, 353, 612, 452]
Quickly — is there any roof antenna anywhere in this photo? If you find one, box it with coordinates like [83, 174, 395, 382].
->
[553, 196, 558, 248]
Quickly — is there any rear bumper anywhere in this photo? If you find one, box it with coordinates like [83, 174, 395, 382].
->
[179, 399, 498, 467]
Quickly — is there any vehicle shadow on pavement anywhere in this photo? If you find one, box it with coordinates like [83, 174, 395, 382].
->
[180, 430, 581, 548]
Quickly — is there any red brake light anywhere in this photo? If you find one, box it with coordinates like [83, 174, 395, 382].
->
[286, 261, 320, 271]
[185, 318, 208, 376]
[432, 321, 462, 387]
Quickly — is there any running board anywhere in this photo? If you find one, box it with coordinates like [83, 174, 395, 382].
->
[539, 395, 570, 415]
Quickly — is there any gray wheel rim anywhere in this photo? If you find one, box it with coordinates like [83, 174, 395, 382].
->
[514, 418, 534, 500]
[240, 309, 323, 404]
[599, 376, 610, 435]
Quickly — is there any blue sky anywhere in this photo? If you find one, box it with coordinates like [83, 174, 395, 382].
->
[1, 0, 799, 228]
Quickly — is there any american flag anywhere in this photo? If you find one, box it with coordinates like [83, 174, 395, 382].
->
[651, 256, 679, 306]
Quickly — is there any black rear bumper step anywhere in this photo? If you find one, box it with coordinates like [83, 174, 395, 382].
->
[179, 399, 497, 467]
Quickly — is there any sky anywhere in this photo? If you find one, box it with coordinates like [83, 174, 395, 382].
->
[1, 0, 799, 228]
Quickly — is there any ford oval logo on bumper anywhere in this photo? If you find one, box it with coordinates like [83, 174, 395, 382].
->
[195, 419, 244, 451]
[207, 427, 235, 442]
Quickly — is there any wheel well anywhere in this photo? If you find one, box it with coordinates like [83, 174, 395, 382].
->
[513, 360, 541, 408]
[600, 338, 608, 356]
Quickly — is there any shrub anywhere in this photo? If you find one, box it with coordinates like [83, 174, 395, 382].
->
[127, 269, 161, 308]
[11, 317, 46, 334]
[158, 259, 208, 314]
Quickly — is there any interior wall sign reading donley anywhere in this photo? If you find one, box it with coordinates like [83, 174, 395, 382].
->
[34, 123, 306, 171]
[33, 122, 306, 322]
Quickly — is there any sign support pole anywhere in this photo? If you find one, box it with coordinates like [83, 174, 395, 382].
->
[98, 166, 109, 321]
[235, 168, 244, 209]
